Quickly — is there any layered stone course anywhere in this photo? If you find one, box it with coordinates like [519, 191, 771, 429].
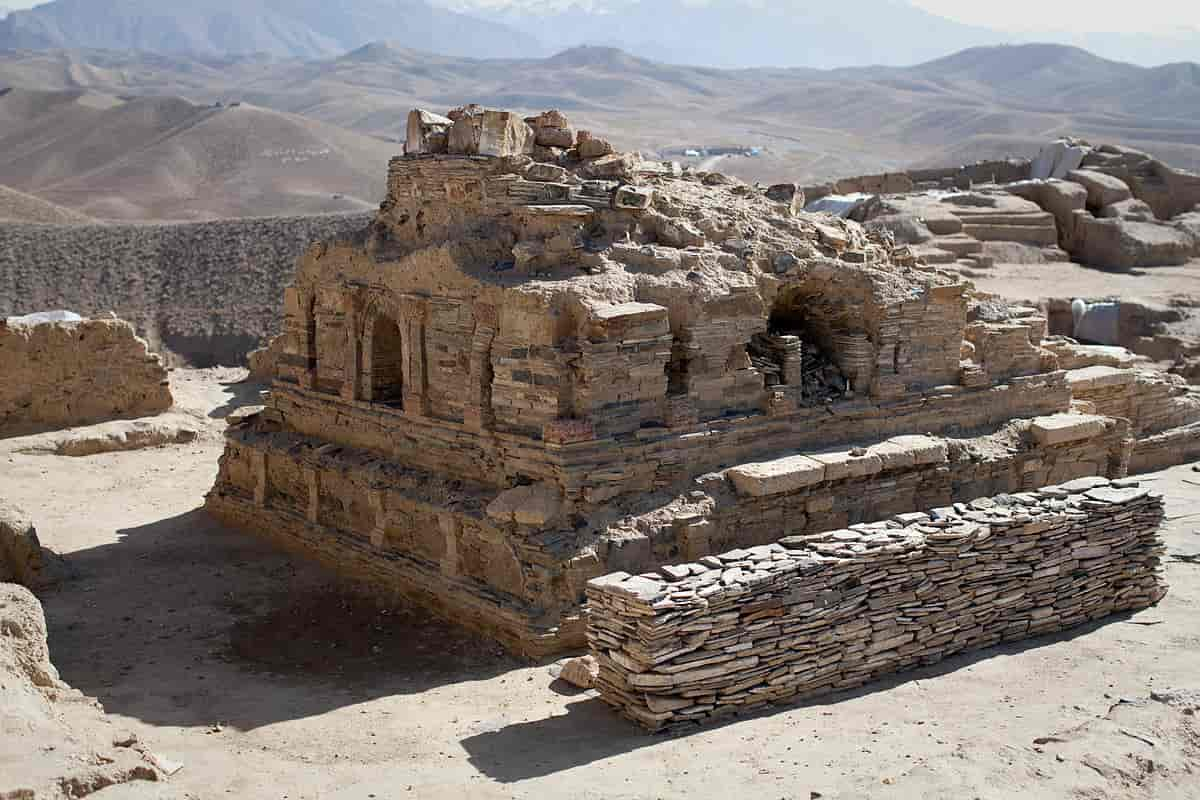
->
[209, 106, 1150, 656]
[1, 314, 171, 437]
[587, 477, 1167, 730]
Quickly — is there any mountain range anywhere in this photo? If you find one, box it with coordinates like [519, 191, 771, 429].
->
[1, 0, 1198, 68]
[1, 41, 1198, 220]
[0, 0, 540, 60]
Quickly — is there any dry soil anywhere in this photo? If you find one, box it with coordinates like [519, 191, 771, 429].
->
[1, 367, 1198, 799]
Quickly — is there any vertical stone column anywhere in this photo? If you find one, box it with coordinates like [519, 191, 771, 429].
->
[341, 303, 361, 402]
[400, 296, 429, 417]
[251, 451, 267, 507]
[368, 489, 387, 548]
[285, 288, 318, 390]
[439, 513, 460, 577]
[305, 467, 320, 525]
[464, 303, 498, 432]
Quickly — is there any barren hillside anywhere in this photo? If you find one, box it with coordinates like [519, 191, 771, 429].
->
[3, 42, 1197, 195]
[0, 212, 372, 364]
[0, 183, 94, 223]
[0, 89, 394, 219]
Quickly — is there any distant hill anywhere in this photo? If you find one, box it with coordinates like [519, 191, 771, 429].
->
[0, 0, 540, 59]
[0, 183, 95, 223]
[452, 0, 1200, 70]
[0, 89, 397, 219]
[1, 42, 1198, 215]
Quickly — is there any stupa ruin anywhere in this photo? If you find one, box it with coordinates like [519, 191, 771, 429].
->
[209, 106, 1155, 656]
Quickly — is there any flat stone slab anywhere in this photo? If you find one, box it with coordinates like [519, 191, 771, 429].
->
[1029, 413, 1107, 446]
[1066, 366, 1137, 391]
[810, 449, 884, 481]
[519, 204, 594, 216]
[591, 301, 669, 321]
[727, 455, 826, 497]
[869, 435, 948, 471]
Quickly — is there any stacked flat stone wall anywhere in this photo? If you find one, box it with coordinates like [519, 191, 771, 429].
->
[1067, 365, 1200, 473]
[0, 317, 171, 437]
[587, 477, 1167, 730]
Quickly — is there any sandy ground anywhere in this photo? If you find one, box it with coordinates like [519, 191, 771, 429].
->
[973, 258, 1200, 338]
[3, 368, 1200, 800]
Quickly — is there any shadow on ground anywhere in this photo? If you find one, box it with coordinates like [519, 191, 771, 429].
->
[39, 506, 523, 731]
[460, 612, 1136, 783]
[208, 378, 269, 420]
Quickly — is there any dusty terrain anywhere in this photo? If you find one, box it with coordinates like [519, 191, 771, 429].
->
[974, 257, 1200, 340]
[2, 367, 1198, 799]
[2, 42, 1199, 215]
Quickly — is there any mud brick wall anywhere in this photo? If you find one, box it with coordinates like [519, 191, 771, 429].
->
[0, 317, 171, 437]
[587, 477, 1166, 730]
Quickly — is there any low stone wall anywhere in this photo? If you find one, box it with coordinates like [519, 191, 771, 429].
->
[0, 316, 171, 437]
[587, 477, 1167, 730]
[1066, 366, 1200, 473]
[0, 503, 44, 588]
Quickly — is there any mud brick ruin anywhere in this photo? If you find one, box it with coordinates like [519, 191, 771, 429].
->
[587, 477, 1167, 730]
[209, 107, 1176, 657]
[1, 312, 171, 437]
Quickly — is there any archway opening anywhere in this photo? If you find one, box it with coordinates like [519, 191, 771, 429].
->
[371, 316, 404, 408]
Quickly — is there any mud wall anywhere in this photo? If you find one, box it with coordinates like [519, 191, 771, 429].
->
[0, 317, 171, 437]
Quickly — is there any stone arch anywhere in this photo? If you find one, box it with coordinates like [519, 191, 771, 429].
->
[763, 280, 876, 399]
[366, 313, 405, 407]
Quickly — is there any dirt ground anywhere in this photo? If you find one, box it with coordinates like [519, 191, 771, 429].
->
[973, 258, 1200, 339]
[3, 367, 1200, 799]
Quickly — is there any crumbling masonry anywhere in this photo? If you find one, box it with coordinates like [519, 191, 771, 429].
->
[208, 107, 1141, 656]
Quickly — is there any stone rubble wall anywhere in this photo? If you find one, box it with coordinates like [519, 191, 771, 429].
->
[0, 316, 172, 437]
[1066, 366, 1200, 473]
[0, 503, 44, 588]
[587, 477, 1167, 730]
[603, 413, 1130, 576]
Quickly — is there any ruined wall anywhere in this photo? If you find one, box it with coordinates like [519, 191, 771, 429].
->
[208, 407, 1128, 656]
[0, 213, 372, 366]
[599, 414, 1130, 574]
[587, 477, 1167, 730]
[0, 503, 44, 588]
[0, 317, 171, 437]
[1067, 366, 1200, 473]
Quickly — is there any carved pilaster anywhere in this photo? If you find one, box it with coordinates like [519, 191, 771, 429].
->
[341, 303, 361, 402]
[251, 451, 267, 507]
[368, 489, 387, 548]
[439, 514, 460, 577]
[304, 467, 320, 524]
[399, 296, 429, 417]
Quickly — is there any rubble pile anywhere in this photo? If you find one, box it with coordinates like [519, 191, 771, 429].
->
[587, 477, 1167, 730]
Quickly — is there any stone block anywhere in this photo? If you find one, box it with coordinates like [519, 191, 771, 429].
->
[727, 455, 827, 497]
[869, 435, 947, 471]
[486, 483, 563, 526]
[1067, 169, 1133, 209]
[1030, 414, 1107, 445]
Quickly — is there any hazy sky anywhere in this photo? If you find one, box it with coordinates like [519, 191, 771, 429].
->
[910, 0, 1196, 34]
[1, 0, 1195, 34]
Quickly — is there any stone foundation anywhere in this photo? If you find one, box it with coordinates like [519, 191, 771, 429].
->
[587, 477, 1167, 730]
[209, 408, 1130, 656]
